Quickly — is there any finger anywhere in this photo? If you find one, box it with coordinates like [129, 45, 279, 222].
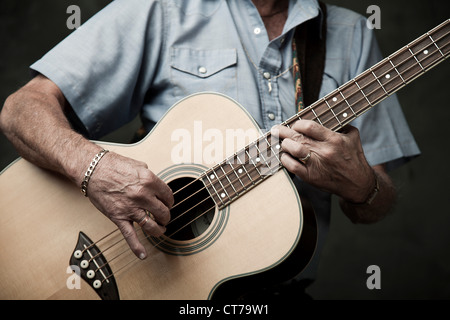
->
[281, 137, 311, 160]
[340, 124, 359, 138]
[134, 170, 173, 225]
[271, 125, 301, 141]
[137, 211, 167, 237]
[290, 120, 329, 141]
[117, 221, 148, 260]
[142, 197, 171, 226]
[152, 177, 175, 208]
[280, 152, 308, 178]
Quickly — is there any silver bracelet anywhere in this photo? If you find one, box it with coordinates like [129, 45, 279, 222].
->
[80, 149, 109, 197]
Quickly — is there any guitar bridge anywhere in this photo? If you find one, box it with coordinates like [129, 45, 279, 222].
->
[69, 232, 119, 300]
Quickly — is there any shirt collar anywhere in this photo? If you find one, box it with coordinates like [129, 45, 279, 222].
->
[285, 0, 324, 38]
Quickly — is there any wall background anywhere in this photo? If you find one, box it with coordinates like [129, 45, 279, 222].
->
[1, 0, 449, 299]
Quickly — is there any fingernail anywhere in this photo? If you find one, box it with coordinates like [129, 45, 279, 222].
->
[139, 252, 146, 260]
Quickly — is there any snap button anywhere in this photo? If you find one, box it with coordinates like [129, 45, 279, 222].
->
[267, 113, 275, 121]
[198, 67, 207, 74]
[254, 27, 261, 35]
[263, 72, 271, 80]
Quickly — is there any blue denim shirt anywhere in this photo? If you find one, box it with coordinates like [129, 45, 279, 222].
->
[31, 0, 420, 281]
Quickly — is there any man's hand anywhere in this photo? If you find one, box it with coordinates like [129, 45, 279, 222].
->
[0, 75, 174, 260]
[87, 151, 174, 260]
[272, 119, 396, 224]
[272, 120, 375, 204]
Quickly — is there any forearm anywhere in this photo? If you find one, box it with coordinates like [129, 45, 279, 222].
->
[339, 165, 397, 224]
[0, 76, 100, 185]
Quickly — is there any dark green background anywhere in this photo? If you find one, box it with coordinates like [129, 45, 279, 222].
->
[1, 0, 449, 299]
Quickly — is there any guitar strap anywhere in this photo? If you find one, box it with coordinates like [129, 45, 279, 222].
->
[293, 1, 327, 111]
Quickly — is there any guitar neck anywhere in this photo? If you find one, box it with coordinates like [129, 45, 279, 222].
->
[285, 19, 450, 132]
[201, 19, 450, 208]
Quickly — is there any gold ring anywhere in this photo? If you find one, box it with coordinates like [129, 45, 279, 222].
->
[138, 215, 150, 227]
[299, 152, 311, 164]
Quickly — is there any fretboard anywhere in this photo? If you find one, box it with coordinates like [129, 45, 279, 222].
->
[201, 19, 450, 209]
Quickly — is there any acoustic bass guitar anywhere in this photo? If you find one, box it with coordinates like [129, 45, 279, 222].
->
[0, 20, 448, 300]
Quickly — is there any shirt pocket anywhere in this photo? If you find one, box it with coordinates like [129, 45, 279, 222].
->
[170, 47, 237, 99]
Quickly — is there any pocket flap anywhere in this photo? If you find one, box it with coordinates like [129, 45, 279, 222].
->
[170, 47, 237, 78]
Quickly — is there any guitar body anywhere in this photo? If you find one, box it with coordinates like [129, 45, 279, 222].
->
[0, 93, 314, 300]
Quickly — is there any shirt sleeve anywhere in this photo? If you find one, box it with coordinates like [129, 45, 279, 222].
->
[346, 15, 421, 171]
[30, 0, 164, 139]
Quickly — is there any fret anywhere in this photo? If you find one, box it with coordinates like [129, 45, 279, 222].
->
[295, 109, 311, 121]
[205, 167, 233, 205]
[253, 142, 272, 176]
[372, 59, 404, 92]
[390, 48, 423, 83]
[337, 88, 358, 117]
[281, 119, 292, 128]
[407, 45, 425, 71]
[227, 162, 247, 191]
[202, 173, 225, 206]
[323, 98, 342, 129]
[245, 148, 263, 178]
[427, 32, 445, 57]
[310, 108, 323, 126]
[211, 168, 231, 202]
[354, 71, 387, 106]
[326, 93, 350, 118]
[235, 151, 256, 187]
[257, 136, 280, 174]
[352, 79, 372, 107]
[369, 67, 389, 95]
[242, 146, 264, 182]
[218, 165, 239, 197]
[340, 81, 369, 115]
[226, 162, 248, 193]
[414, 44, 441, 69]
[434, 24, 450, 56]
[302, 99, 339, 128]
[387, 58, 407, 84]
[264, 135, 281, 164]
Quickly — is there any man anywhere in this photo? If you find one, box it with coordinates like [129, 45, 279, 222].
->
[0, 0, 419, 298]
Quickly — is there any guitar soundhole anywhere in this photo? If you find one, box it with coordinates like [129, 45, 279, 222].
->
[166, 177, 216, 241]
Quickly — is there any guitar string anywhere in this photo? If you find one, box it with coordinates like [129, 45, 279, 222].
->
[289, 28, 450, 130]
[99, 39, 450, 284]
[85, 29, 450, 271]
[85, 33, 450, 269]
[82, 26, 449, 282]
[85, 27, 450, 255]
